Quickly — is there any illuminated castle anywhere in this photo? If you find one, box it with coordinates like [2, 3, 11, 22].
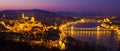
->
[22, 13, 35, 22]
[0, 13, 66, 50]
[0, 13, 44, 34]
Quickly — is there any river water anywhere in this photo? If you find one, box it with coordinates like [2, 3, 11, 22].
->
[64, 23, 120, 51]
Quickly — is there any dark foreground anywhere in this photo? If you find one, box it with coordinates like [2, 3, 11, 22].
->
[0, 32, 107, 51]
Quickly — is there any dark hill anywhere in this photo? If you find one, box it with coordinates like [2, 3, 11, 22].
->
[0, 9, 60, 19]
[0, 9, 69, 25]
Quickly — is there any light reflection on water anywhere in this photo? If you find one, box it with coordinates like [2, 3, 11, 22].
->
[65, 29, 120, 51]
[64, 22, 120, 51]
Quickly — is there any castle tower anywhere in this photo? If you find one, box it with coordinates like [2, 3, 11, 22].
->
[31, 16, 35, 22]
[22, 13, 25, 19]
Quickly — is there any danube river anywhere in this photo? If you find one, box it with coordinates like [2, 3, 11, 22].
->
[65, 22, 120, 51]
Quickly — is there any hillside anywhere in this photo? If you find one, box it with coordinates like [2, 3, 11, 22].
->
[0, 9, 70, 25]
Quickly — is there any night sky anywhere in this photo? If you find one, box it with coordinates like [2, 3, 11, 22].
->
[0, 0, 120, 15]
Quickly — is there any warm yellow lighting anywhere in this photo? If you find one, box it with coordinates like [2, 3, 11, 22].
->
[58, 40, 66, 50]
[59, 40, 62, 46]
[31, 16, 35, 22]
[81, 19, 85, 23]
[24, 16, 29, 19]
[60, 43, 65, 50]
[22, 13, 25, 19]
[53, 27, 57, 29]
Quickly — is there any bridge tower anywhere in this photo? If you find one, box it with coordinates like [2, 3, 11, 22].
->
[70, 25, 75, 36]
[97, 26, 100, 31]
[96, 26, 101, 39]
